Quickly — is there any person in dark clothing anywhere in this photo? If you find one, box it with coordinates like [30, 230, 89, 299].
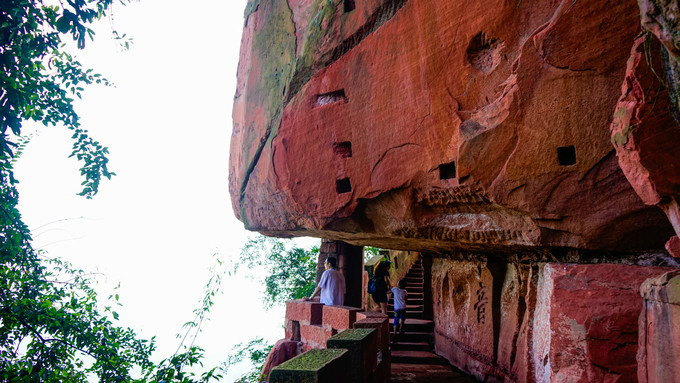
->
[371, 260, 392, 315]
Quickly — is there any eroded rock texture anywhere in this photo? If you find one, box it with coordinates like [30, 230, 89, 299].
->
[230, 0, 680, 253]
[430, 257, 676, 382]
[638, 270, 680, 383]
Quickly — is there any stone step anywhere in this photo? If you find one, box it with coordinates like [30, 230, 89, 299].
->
[402, 319, 434, 332]
[388, 304, 423, 312]
[391, 363, 479, 383]
[389, 311, 424, 319]
[386, 319, 434, 333]
[392, 351, 448, 365]
[391, 341, 432, 351]
[388, 297, 423, 305]
[391, 331, 433, 343]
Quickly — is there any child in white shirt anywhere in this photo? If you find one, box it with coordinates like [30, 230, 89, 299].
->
[390, 279, 408, 334]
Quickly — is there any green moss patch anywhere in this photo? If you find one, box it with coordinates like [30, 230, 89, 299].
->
[275, 348, 347, 371]
[328, 328, 374, 341]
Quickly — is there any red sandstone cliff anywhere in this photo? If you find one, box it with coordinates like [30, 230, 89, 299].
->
[230, 0, 680, 254]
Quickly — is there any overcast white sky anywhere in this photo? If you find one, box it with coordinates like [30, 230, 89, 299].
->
[13, 0, 316, 380]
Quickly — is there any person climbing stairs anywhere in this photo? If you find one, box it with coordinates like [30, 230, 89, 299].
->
[388, 259, 478, 382]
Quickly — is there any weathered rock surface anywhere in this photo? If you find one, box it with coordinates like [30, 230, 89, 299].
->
[260, 339, 302, 380]
[230, 0, 679, 253]
[638, 270, 680, 383]
[430, 258, 675, 382]
[534, 263, 674, 383]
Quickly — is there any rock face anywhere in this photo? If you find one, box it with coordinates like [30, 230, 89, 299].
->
[261, 339, 302, 380]
[638, 270, 680, 383]
[231, 0, 680, 382]
[230, 0, 680, 252]
[430, 259, 676, 382]
[534, 264, 673, 383]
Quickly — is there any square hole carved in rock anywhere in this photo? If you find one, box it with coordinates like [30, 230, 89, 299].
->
[439, 161, 457, 180]
[557, 146, 576, 166]
[333, 141, 352, 158]
[336, 178, 352, 194]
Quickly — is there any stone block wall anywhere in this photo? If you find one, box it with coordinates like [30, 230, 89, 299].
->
[269, 311, 389, 383]
[267, 299, 390, 380]
[269, 348, 350, 383]
[353, 313, 391, 383]
[323, 305, 361, 332]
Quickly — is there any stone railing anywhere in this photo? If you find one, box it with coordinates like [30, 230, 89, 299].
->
[264, 300, 390, 382]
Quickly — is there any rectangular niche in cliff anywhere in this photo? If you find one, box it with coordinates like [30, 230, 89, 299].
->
[439, 161, 457, 180]
[336, 178, 352, 194]
[557, 145, 577, 166]
[344, 0, 356, 12]
[333, 141, 352, 158]
[314, 89, 348, 108]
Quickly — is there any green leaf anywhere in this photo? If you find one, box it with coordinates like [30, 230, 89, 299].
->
[55, 16, 71, 33]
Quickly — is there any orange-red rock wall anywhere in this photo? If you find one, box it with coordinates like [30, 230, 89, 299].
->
[230, 0, 679, 253]
[231, 0, 680, 381]
[430, 256, 677, 382]
[638, 270, 680, 383]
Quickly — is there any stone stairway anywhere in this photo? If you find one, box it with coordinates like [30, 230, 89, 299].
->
[388, 259, 441, 365]
[388, 259, 479, 382]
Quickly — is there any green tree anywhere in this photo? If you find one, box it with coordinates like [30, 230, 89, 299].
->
[0, 1, 223, 381]
[222, 338, 272, 383]
[235, 235, 318, 308]
[364, 246, 381, 262]
[224, 235, 323, 382]
[1, 0, 121, 198]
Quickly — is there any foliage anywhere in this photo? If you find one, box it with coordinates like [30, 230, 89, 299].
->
[363, 246, 381, 262]
[0, 249, 154, 382]
[225, 235, 319, 381]
[148, 254, 227, 383]
[235, 235, 318, 308]
[0, 0, 224, 381]
[222, 338, 272, 383]
[1, 0, 125, 199]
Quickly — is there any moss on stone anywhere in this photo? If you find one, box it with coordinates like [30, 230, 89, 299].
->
[328, 328, 374, 341]
[611, 123, 632, 145]
[270, 348, 349, 382]
[244, 0, 261, 20]
[276, 348, 347, 371]
[237, 0, 297, 223]
[667, 274, 680, 304]
[285, 0, 338, 102]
